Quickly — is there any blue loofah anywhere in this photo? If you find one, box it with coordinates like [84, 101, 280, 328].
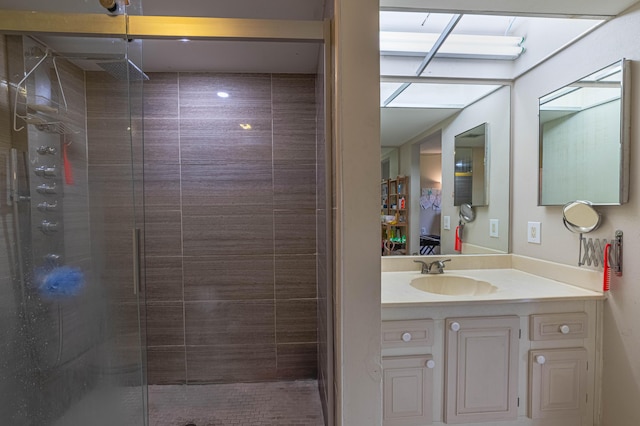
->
[38, 266, 85, 298]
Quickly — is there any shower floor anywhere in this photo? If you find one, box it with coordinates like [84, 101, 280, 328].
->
[148, 380, 325, 426]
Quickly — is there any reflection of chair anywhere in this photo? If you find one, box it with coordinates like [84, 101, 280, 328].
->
[420, 234, 440, 255]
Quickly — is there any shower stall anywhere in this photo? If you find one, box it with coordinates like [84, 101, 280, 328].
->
[1, 2, 332, 426]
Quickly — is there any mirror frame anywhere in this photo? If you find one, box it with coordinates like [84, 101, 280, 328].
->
[538, 59, 631, 206]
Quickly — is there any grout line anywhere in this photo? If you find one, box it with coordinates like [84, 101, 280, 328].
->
[177, 71, 188, 385]
[271, 73, 279, 372]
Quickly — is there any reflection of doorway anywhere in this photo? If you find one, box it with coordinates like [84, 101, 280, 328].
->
[418, 132, 442, 254]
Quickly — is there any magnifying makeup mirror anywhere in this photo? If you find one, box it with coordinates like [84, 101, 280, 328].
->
[459, 203, 476, 223]
[562, 200, 601, 233]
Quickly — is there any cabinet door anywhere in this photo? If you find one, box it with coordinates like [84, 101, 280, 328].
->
[529, 348, 587, 420]
[444, 316, 519, 424]
[383, 355, 434, 426]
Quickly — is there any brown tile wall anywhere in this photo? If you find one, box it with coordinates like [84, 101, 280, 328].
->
[137, 72, 318, 384]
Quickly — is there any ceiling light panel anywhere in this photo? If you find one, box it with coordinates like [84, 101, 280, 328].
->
[385, 83, 501, 108]
[380, 32, 524, 60]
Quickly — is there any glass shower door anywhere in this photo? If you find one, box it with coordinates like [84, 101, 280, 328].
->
[0, 31, 147, 426]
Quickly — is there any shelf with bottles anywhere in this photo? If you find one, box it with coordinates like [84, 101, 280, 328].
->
[381, 175, 409, 256]
[381, 179, 389, 215]
[382, 224, 408, 256]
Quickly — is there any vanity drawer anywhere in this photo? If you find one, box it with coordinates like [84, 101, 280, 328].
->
[530, 313, 588, 341]
[382, 320, 434, 348]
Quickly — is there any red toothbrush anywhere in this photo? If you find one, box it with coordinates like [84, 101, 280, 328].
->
[603, 243, 611, 292]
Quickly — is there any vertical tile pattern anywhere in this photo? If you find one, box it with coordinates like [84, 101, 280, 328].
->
[131, 72, 319, 385]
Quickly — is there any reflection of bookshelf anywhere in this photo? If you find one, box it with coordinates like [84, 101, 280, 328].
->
[381, 176, 409, 256]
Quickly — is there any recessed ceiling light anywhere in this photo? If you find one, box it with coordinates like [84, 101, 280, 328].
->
[179, 38, 190, 43]
[239, 123, 252, 130]
[217, 92, 230, 98]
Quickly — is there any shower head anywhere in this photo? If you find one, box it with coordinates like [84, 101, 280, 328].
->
[97, 59, 149, 81]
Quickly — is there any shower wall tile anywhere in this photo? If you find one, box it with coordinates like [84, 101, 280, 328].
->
[275, 255, 317, 299]
[274, 161, 316, 209]
[274, 209, 316, 255]
[144, 209, 182, 257]
[146, 302, 185, 346]
[184, 300, 275, 346]
[144, 163, 181, 209]
[272, 74, 316, 115]
[136, 72, 319, 383]
[145, 256, 183, 302]
[100, 254, 137, 302]
[276, 343, 318, 380]
[276, 299, 318, 343]
[272, 117, 317, 162]
[143, 118, 180, 164]
[186, 344, 276, 383]
[180, 118, 272, 164]
[179, 73, 272, 120]
[87, 118, 136, 164]
[85, 72, 130, 119]
[143, 73, 179, 119]
[147, 346, 186, 384]
[181, 162, 273, 207]
[183, 256, 274, 301]
[182, 208, 274, 256]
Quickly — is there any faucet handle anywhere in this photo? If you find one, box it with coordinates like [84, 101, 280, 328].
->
[413, 259, 430, 274]
[432, 258, 452, 273]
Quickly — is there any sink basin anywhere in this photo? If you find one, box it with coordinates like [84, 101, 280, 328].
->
[410, 274, 498, 296]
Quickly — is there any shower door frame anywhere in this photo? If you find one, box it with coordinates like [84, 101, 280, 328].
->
[0, 9, 335, 426]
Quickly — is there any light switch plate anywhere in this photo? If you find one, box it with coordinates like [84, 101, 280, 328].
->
[490, 219, 499, 238]
[444, 216, 451, 230]
[528, 221, 541, 244]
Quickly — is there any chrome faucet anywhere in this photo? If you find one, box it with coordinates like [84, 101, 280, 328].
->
[413, 259, 451, 274]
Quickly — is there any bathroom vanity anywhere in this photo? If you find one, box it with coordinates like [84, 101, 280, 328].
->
[381, 256, 604, 426]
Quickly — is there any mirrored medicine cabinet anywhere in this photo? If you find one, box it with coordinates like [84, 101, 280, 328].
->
[454, 123, 488, 207]
[538, 59, 630, 206]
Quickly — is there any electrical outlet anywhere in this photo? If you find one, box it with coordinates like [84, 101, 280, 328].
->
[421, 227, 427, 235]
[444, 216, 451, 230]
[489, 219, 499, 238]
[527, 221, 541, 244]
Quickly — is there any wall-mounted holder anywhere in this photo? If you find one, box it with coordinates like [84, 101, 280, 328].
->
[577, 230, 622, 274]
[561, 201, 622, 274]
[614, 230, 623, 276]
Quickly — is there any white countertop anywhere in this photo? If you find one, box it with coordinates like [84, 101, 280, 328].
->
[382, 268, 604, 307]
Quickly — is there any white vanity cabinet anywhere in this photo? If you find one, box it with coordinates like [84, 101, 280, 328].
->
[381, 299, 602, 426]
[382, 320, 436, 425]
[444, 316, 520, 424]
[528, 313, 590, 422]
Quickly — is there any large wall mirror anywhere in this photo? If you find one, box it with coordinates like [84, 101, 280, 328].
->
[539, 59, 631, 205]
[377, 8, 610, 256]
[381, 85, 510, 256]
[454, 123, 488, 206]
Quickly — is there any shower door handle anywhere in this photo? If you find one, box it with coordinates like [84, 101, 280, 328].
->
[132, 227, 141, 295]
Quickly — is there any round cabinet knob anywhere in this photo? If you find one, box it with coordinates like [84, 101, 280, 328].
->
[559, 324, 571, 334]
[426, 359, 435, 369]
[450, 322, 461, 332]
[536, 355, 546, 365]
[401, 332, 412, 342]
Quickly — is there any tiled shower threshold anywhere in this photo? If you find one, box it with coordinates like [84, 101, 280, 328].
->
[149, 380, 325, 426]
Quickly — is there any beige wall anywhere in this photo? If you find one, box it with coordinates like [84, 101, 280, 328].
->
[511, 5, 640, 424]
[333, 0, 382, 423]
